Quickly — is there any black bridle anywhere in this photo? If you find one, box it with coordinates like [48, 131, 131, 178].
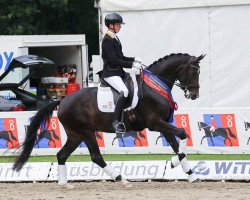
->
[142, 56, 200, 99]
[175, 57, 200, 98]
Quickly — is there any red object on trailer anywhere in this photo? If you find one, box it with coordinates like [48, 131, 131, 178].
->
[66, 83, 80, 95]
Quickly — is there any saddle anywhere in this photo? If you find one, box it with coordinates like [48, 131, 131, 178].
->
[96, 71, 139, 113]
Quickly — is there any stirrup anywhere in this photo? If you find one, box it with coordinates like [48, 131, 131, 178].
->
[116, 122, 126, 134]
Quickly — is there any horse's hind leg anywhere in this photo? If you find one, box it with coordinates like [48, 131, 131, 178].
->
[57, 136, 82, 189]
[248, 137, 250, 145]
[134, 138, 142, 146]
[121, 136, 125, 147]
[83, 131, 132, 188]
[112, 136, 118, 145]
[8, 140, 14, 148]
[224, 138, 232, 146]
[155, 135, 162, 145]
[6, 140, 12, 148]
[138, 138, 142, 146]
[228, 138, 233, 146]
[162, 132, 199, 183]
[201, 136, 206, 145]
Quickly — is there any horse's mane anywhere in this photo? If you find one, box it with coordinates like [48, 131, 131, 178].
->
[147, 53, 190, 69]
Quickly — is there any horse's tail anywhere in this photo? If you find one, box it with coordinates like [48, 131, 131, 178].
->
[13, 100, 61, 171]
[225, 128, 236, 139]
[51, 130, 59, 140]
[9, 131, 17, 141]
[138, 131, 145, 139]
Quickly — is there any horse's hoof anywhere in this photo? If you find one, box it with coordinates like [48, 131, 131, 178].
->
[59, 183, 75, 189]
[192, 178, 201, 183]
[188, 173, 200, 183]
[171, 163, 174, 168]
[122, 179, 133, 188]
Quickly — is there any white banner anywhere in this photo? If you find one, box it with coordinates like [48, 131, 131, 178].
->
[164, 160, 250, 180]
[1, 160, 249, 182]
[48, 161, 166, 181]
[0, 162, 51, 181]
[0, 108, 250, 155]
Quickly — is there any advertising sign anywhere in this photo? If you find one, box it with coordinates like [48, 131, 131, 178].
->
[200, 114, 239, 146]
[48, 161, 166, 181]
[0, 118, 19, 149]
[34, 117, 62, 148]
[164, 160, 250, 180]
[160, 114, 193, 147]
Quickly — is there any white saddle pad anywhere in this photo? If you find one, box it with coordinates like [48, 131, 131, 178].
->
[97, 70, 139, 113]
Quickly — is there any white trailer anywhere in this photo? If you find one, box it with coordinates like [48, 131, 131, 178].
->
[95, 0, 250, 108]
[0, 35, 88, 97]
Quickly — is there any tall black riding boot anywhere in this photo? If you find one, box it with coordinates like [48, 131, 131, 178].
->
[112, 93, 127, 133]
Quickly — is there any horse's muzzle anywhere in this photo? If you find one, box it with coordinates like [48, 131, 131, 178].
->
[185, 90, 199, 100]
[190, 93, 199, 100]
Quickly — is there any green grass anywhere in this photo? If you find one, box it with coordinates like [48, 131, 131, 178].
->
[1, 154, 249, 163]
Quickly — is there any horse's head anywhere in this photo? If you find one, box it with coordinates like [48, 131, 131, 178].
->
[177, 54, 205, 100]
[198, 121, 210, 131]
[197, 122, 202, 130]
[146, 53, 205, 100]
[244, 122, 250, 131]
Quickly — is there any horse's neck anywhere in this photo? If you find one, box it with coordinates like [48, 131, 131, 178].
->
[149, 62, 176, 77]
[147, 58, 184, 89]
[202, 122, 208, 126]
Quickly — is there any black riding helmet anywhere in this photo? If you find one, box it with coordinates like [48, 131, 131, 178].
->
[105, 13, 125, 27]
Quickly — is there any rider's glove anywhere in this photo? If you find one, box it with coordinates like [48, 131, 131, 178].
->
[134, 57, 142, 63]
[132, 62, 142, 70]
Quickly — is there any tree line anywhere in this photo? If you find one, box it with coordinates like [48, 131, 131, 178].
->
[0, 0, 99, 60]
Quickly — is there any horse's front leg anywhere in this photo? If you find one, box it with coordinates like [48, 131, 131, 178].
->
[150, 121, 199, 182]
[120, 136, 125, 147]
[83, 131, 132, 188]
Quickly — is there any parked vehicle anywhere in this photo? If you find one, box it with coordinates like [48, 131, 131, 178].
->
[0, 96, 25, 111]
[0, 55, 54, 111]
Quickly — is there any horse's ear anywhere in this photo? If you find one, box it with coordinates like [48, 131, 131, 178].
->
[196, 54, 206, 62]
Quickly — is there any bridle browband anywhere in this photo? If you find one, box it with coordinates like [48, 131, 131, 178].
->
[143, 56, 200, 98]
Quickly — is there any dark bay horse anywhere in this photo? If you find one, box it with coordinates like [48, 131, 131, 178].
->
[198, 122, 236, 146]
[14, 53, 205, 188]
